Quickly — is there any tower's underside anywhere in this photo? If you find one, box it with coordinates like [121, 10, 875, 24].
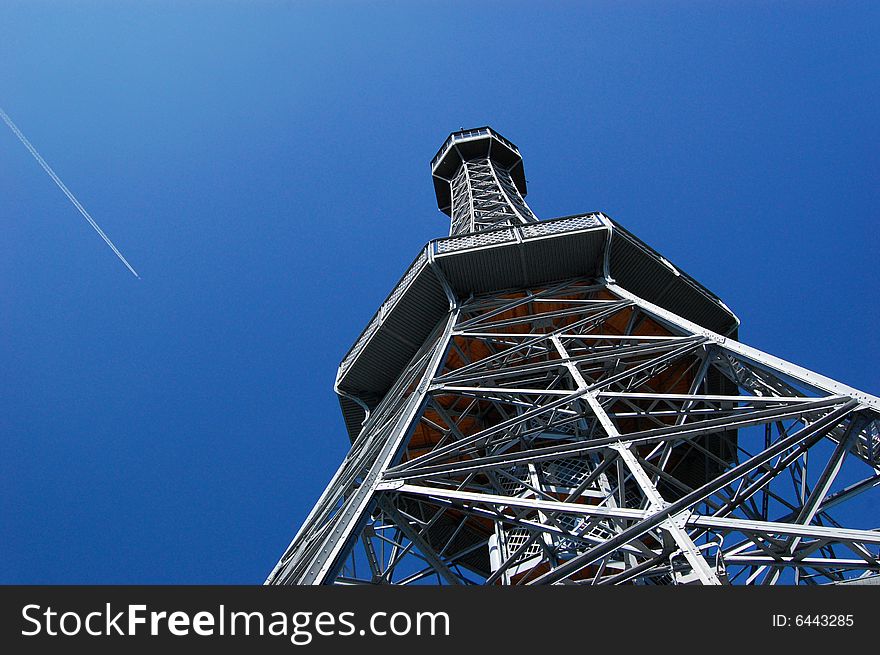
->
[267, 129, 880, 586]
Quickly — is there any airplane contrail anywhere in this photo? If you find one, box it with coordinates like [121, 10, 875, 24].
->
[0, 107, 140, 278]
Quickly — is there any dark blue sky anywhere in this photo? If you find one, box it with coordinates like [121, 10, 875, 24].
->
[1, 2, 877, 583]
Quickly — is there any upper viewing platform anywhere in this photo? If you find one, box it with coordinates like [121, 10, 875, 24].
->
[431, 127, 535, 235]
[430, 127, 524, 176]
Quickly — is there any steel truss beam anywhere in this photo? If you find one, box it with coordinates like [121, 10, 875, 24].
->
[268, 278, 879, 586]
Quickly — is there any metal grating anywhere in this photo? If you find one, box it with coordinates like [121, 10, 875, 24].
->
[382, 250, 427, 317]
[497, 464, 530, 496]
[505, 528, 544, 562]
[436, 227, 517, 254]
[521, 213, 602, 238]
[541, 457, 592, 488]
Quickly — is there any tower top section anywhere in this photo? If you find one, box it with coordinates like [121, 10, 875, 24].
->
[431, 128, 528, 210]
[430, 127, 535, 235]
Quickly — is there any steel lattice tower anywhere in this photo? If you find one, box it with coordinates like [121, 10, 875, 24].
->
[267, 127, 880, 586]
